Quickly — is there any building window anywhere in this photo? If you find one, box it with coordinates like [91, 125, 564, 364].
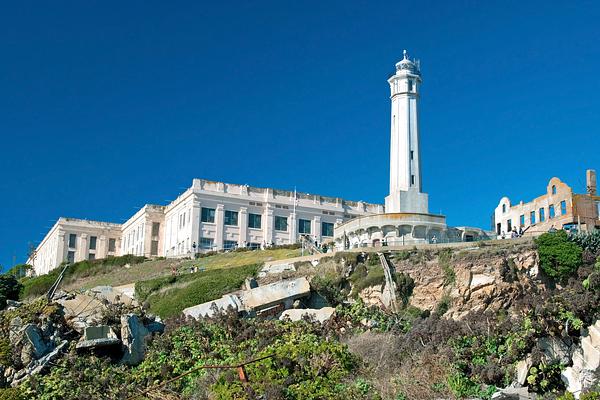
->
[408, 80, 413, 91]
[248, 213, 262, 229]
[89, 236, 97, 250]
[88, 253, 96, 261]
[150, 240, 159, 256]
[68, 234, 77, 249]
[561, 200, 567, 215]
[274, 216, 288, 232]
[507, 219, 512, 232]
[322, 222, 334, 237]
[410, 150, 414, 160]
[539, 208, 546, 222]
[201, 207, 215, 223]
[502, 204, 506, 213]
[108, 238, 116, 252]
[549, 205, 555, 219]
[248, 242, 261, 250]
[530, 211, 536, 225]
[552, 185, 557, 195]
[67, 251, 75, 264]
[199, 237, 214, 250]
[224, 210, 238, 226]
[519, 215, 525, 227]
[151, 222, 160, 236]
[223, 240, 237, 250]
[298, 219, 311, 234]
[411, 175, 415, 185]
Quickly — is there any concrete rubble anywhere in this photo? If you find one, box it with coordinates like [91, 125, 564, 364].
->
[1, 285, 164, 387]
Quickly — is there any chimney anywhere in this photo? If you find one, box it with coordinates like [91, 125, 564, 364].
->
[587, 169, 597, 196]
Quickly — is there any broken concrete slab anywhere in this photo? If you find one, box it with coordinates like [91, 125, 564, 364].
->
[57, 293, 106, 330]
[182, 294, 243, 319]
[241, 277, 310, 313]
[120, 314, 150, 366]
[257, 263, 296, 278]
[279, 307, 335, 323]
[23, 324, 50, 359]
[89, 285, 136, 306]
[76, 325, 120, 350]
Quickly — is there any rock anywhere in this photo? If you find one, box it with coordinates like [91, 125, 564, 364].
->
[491, 386, 535, 400]
[469, 274, 495, 291]
[515, 356, 532, 386]
[538, 336, 571, 365]
[89, 285, 136, 306]
[279, 307, 336, 323]
[120, 314, 150, 366]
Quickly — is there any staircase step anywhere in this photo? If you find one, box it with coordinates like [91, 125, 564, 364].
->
[582, 336, 600, 370]
[589, 325, 600, 348]
[562, 367, 582, 397]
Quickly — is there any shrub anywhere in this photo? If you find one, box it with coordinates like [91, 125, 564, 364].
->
[569, 230, 600, 254]
[0, 388, 26, 400]
[535, 231, 582, 282]
[310, 274, 346, 306]
[0, 274, 22, 309]
[394, 272, 415, 306]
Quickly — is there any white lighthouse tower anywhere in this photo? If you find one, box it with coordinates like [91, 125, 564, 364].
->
[384, 50, 429, 214]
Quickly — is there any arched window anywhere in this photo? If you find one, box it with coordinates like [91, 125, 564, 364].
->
[551, 185, 556, 195]
[502, 204, 506, 213]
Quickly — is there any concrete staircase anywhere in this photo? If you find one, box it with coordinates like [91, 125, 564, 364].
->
[562, 320, 600, 398]
[377, 252, 399, 313]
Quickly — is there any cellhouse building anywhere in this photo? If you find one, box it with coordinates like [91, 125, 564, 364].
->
[27, 51, 487, 276]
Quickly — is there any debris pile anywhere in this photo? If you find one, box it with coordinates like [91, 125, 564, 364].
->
[0, 286, 164, 387]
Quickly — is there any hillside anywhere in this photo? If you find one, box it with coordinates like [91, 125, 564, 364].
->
[2, 232, 600, 399]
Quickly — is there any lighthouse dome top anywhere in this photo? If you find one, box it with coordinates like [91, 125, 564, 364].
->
[395, 50, 420, 75]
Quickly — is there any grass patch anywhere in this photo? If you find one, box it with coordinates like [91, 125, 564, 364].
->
[144, 263, 259, 318]
[20, 255, 147, 299]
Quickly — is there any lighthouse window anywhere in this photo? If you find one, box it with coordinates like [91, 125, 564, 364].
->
[408, 80, 413, 91]
[411, 175, 415, 185]
[410, 150, 414, 160]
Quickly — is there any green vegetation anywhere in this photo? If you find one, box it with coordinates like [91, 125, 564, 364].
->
[0, 275, 21, 309]
[139, 264, 259, 318]
[20, 255, 147, 299]
[536, 231, 582, 282]
[20, 315, 374, 400]
[439, 248, 456, 286]
[348, 262, 385, 297]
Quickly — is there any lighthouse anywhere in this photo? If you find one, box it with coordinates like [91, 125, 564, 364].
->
[384, 50, 429, 214]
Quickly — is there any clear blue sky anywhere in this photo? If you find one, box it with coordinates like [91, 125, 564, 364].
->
[1, 1, 599, 269]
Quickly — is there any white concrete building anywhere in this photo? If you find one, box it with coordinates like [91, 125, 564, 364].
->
[28, 218, 122, 275]
[28, 182, 382, 274]
[121, 205, 165, 257]
[163, 179, 383, 257]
